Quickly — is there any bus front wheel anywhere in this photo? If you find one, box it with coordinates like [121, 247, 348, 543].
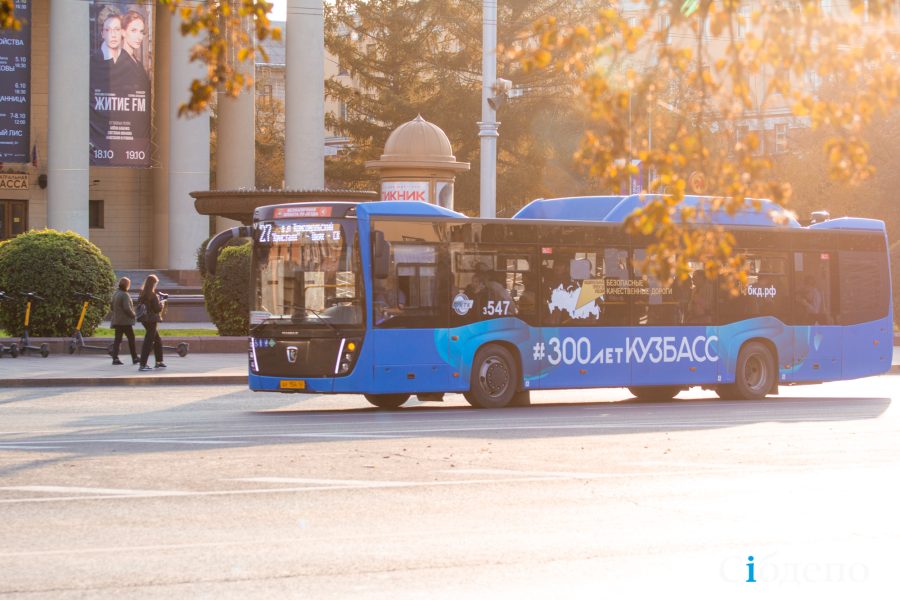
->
[628, 386, 681, 402]
[718, 341, 775, 400]
[464, 344, 520, 409]
[364, 394, 410, 409]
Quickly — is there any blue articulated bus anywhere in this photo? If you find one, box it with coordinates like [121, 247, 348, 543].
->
[206, 194, 893, 408]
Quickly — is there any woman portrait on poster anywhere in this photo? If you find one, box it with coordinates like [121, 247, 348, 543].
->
[110, 9, 150, 141]
[117, 10, 150, 95]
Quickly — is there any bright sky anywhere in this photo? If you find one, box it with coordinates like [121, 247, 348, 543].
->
[270, 0, 286, 22]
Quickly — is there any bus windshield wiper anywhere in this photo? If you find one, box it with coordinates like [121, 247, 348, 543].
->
[301, 307, 341, 335]
[250, 315, 292, 333]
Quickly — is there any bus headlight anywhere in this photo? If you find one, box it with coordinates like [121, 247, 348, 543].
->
[335, 339, 361, 376]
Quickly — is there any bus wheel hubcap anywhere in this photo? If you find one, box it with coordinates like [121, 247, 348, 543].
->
[745, 355, 766, 392]
[480, 357, 509, 397]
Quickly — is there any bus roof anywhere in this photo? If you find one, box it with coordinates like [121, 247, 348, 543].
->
[808, 217, 887, 232]
[356, 201, 466, 219]
[266, 196, 885, 233]
[513, 194, 804, 228]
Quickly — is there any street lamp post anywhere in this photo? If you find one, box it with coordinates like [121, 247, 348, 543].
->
[478, 0, 498, 218]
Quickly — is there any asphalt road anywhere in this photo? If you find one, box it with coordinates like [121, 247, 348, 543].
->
[1, 378, 898, 598]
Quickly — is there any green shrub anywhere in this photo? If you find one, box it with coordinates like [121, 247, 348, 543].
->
[197, 235, 248, 280]
[0, 229, 116, 337]
[196, 237, 210, 279]
[202, 242, 251, 336]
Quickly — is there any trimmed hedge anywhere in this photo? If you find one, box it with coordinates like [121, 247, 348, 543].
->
[0, 229, 116, 337]
[203, 242, 251, 336]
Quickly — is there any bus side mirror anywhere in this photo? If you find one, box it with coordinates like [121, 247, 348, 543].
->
[205, 226, 252, 276]
[373, 231, 390, 279]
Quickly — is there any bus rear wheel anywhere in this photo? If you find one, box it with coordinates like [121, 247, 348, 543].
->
[718, 341, 775, 400]
[628, 386, 682, 402]
[364, 393, 410, 409]
[464, 344, 520, 409]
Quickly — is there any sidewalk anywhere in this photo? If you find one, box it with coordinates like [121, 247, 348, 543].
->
[0, 352, 247, 387]
[1, 345, 898, 388]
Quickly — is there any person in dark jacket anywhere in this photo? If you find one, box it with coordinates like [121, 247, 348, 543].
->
[137, 274, 166, 371]
[110, 276, 138, 365]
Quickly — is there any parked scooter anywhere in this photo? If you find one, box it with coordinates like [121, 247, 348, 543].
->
[0, 291, 19, 358]
[67, 292, 111, 355]
[16, 292, 50, 358]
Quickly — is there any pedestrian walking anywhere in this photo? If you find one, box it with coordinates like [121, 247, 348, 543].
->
[110, 276, 138, 365]
[137, 274, 166, 372]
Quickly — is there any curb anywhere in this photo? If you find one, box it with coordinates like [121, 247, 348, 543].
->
[0, 375, 248, 388]
[0, 336, 247, 355]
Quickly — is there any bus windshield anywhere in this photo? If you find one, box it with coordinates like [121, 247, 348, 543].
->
[253, 219, 362, 328]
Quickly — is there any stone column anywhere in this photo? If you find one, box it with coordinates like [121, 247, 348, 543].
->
[215, 4, 255, 231]
[284, 0, 324, 189]
[47, 0, 89, 236]
[152, 7, 171, 267]
[167, 15, 210, 270]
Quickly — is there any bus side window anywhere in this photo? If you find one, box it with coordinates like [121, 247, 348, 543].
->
[836, 250, 889, 325]
[792, 251, 834, 325]
[375, 243, 439, 328]
[631, 249, 679, 326]
[720, 253, 788, 324]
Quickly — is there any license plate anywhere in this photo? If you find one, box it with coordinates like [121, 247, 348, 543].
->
[280, 380, 306, 389]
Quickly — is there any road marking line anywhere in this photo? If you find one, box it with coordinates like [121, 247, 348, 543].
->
[0, 445, 64, 450]
[444, 468, 607, 479]
[233, 477, 409, 487]
[1, 460, 893, 507]
[0, 485, 190, 496]
[0, 475, 636, 505]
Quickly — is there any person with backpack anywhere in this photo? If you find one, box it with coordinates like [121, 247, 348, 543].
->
[136, 274, 166, 372]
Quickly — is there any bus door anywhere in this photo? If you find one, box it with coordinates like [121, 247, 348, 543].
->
[369, 241, 452, 394]
[791, 251, 840, 381]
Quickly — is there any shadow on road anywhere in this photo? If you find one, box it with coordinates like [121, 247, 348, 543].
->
[0, 386, 891, 478]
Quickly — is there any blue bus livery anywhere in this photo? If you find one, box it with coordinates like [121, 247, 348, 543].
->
[206, 194, 893, 408]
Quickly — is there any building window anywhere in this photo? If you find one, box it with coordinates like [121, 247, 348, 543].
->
[738, 6, 751, 38]
[89, 200, 104, 229]
[775, 123, 788, 154]
[260, 84, 273, 105]
[657, 13, 671, 44]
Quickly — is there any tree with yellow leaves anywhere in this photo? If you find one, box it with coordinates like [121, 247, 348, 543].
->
[519, 0, 900, 291]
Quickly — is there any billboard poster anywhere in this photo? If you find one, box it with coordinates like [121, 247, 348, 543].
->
[381, 181, 430, 203]
[89, 1, 153, 167]
[0, 0, 31, 163]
